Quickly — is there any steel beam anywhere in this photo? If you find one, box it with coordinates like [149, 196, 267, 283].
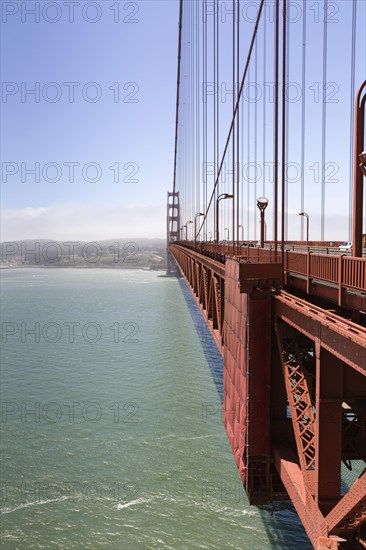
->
[273, 443, 328, 548]
[315, 347, 343, 515]
[273, 292, 366, 376]
[276, 322, 316, 492]
[326, 471, 366, 533]
[352, 81, 366, 258]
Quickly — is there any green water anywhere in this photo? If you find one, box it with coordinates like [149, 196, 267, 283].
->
[0, 269, 310, 549]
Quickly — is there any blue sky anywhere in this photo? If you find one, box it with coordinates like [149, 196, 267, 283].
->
[1, 0, 179, 240]
[1, 0, 365, 242]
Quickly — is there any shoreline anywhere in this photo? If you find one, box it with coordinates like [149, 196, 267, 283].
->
[0, 265, 167, 271]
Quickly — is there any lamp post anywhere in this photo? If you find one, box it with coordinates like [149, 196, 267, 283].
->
[185, 220, 193, 240]
[194, 212, 204, 247]
[256, 197, 269, 248]
[209, 232, 212, 242]
[215, 193, 234, 243]
[299, 212, 309, 243]
[224, 227, 229, 241]
[180, 226, 184, 241]
[238, 224, 244, 242]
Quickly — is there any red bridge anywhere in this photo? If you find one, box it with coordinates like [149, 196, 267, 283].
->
[167, 1, 366, 548]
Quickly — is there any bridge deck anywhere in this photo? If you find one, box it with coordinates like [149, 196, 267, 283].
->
[178, 242, 366, 312]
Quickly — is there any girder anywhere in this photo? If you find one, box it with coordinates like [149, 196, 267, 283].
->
[276, 322, 316, 492]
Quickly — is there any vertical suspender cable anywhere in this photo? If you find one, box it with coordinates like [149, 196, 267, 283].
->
[189, 0, 193, 226]
[263, 10, 266, 198]
[196, 0, 200, 224]
[236, 0, 240, 245]
[348, 0, 357, 240]
[214, 0, 216, 203]
[213, 0, 217, 237]
[246, 65, 251, 239]
[300, 0, 306, 240]
[216, 0, 220, 238]
[193, 0, 196, 225]
[321, 0, 328, 241]
[274, 0, 279, 251]
[241, 9, 245, 241]
[191, 1, 195, 226]
[281, 0, 287, 279]
[285, 5, 289, 240]
[232, 0, 236, 246]
[254, 40, 258, 241]
[204, 0, 208, 239]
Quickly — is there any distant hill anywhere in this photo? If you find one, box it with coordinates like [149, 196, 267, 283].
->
[0, 238, 167, 269]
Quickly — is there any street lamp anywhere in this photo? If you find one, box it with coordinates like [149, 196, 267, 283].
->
[180, 226, 184, 241]
[299, 212, 309, 242]
[216, 193, 234, 243]
[185, 220, 193, 240]
[256, 197, 269, 248]
[194, 212, 204, 246]
[238, 224, 244, 242]
[224, 227, 229, 241]
[209, 232, 212, 241]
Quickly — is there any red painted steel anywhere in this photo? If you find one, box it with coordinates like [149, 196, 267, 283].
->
[169, 244, 226, 351]
[273, 291, 365, 376]
[352, 80, 366, 258]
[285, 250, 366, 304]
[276, 323, 316, 492]
[170, 242, 366, 549]
[183, 243, 366, 310]
[224, 259, 272, 503]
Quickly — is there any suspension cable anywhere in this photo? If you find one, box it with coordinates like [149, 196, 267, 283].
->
[172, 0, 183, 196]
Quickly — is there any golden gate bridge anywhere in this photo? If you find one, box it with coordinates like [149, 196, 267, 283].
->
[168, 0, 366, 548]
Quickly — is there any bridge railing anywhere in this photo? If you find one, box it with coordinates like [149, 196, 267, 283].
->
[342, 256, 366, 291]
[285, 250, 308, 277]
[175, 242, 366, 294]
[310, 253, 339, 283]
[285, 251, 366, 292]
[183, 242, 281, 263]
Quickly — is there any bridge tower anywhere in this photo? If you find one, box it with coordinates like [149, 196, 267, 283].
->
[166, 191, 180, 275]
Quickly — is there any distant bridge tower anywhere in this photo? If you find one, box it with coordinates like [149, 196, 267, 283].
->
[166, 191, 180, 275]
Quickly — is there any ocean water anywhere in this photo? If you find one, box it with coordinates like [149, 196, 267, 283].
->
[0, 268, 311, 549]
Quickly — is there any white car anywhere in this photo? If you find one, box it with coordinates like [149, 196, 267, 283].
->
[338, 241, 352, 251]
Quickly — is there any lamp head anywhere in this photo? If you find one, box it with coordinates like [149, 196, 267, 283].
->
[256, 197, 269, 210]
[218, 193, 234, 201]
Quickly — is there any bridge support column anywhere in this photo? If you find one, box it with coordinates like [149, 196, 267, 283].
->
[315, 346, 343, 516]
[223, 258, 274, 503]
